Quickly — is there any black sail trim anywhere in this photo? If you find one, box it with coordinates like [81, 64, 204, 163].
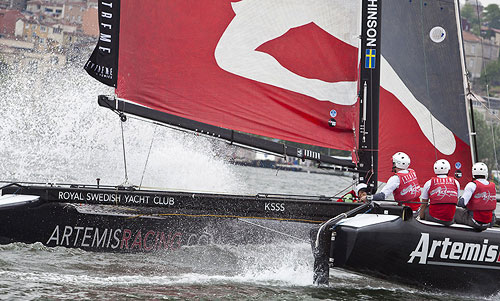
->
[84, 0, 120, 87]
[98, 95, 357, 170]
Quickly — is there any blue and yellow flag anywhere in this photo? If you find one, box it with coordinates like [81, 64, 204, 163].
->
[365, 49, 376, 69]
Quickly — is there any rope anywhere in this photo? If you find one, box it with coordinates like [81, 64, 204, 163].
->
[469, 93, 500, 123]
[139, 125, 157, 188]
[238, 219, 308, 242]
[428, 112, 438, 161]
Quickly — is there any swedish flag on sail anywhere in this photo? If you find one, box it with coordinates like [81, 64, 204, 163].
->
[365, 49, 376, 69]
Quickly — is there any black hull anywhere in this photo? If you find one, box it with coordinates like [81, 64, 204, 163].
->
[0, 184, 357, 252]
[329, 213, 500, 295]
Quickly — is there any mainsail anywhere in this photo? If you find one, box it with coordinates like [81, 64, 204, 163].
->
[378, 0, 474, 185]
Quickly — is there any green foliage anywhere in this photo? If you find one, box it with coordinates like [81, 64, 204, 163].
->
[461, 3, 481, 35]
[461, 3, 478, 23]
[479, 57, 500, 87]
[461, 4, 500, 37]
[483, 4, 500, 29]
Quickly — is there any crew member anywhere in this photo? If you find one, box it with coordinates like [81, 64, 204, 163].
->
[336, 183, 368, 203]
[419, 159, 459, 226]
[361, 152, 421, 212]
[455, 162, 497, 231]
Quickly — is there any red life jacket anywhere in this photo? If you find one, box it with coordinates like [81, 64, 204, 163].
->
[393, 169, 421, 211]
[429, 176, 458, 205]
[467, 180, 496, 223]
[428, 176, 458, 222]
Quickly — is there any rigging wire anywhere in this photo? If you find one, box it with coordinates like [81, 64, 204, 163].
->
[472, 93, 500, 123]
[473, 0, 499, 171]
[238, 219, 308, 242]
[139, 125, 157, 188]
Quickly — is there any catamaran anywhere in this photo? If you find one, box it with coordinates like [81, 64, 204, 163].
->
[1, 0, 495, 294]
[310, 0, 500, 295]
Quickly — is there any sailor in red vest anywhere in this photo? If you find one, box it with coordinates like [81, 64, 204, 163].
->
[455, 162, 497, 231]
[418, 159, 460, 226]
[336, 183, 368, 203]
[361, 152, 421, 212]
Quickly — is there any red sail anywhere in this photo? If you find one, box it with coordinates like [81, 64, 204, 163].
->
[115, 1, 360, 151]
[378, 88, 473, 186]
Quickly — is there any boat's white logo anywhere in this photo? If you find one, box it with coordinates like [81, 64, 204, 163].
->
[430, 186, 458, 200]
[400, 183, 420, 196]
[46, 225, 186, 251]
[57, 191, 175, 207]
[408, 233, 500, 269]
[473, 192, 496, 203]
[46, 225, 213, 251]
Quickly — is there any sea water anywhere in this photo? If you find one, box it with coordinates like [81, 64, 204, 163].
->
[0, 59, 497, 300]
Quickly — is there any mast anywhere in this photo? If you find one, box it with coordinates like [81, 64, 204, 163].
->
[358, 0, 382, 193]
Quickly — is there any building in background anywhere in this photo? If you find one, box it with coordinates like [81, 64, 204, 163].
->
[0, 0, 27, 11]
[0, 9, 23, 37]
[463, 30, 500, 79]
[26, 0, 63, 19]
[0, 0, 99, 71]
[81, 4, 95, 37]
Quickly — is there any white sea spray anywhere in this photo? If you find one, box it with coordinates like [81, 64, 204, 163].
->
[0, 55, 244, 193]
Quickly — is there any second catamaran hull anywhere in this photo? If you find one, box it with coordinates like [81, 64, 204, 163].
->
[328, 214, 500, 295]
[0, 184, 356, 252]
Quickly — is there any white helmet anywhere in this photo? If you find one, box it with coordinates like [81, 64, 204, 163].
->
[392, 152, 410, 170]
[433, 159, 450, 175]
[355, 183, 368, 194]
[472, 162, 488, 178]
